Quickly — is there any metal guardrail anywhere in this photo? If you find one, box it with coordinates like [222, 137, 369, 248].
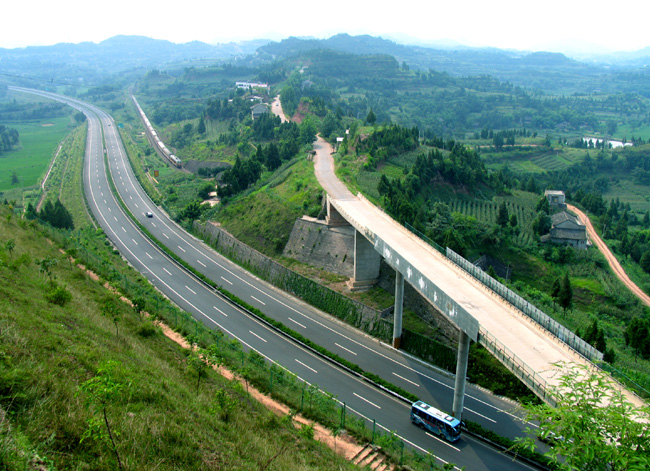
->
[446, 248, 604, 362]
[404, 222, 446, 255]
[478, 328, 556, 407]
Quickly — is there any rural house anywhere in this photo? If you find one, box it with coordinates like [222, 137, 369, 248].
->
[549, 211, 588, 249]
[250, 103, 269, 120]
[545, 190, 566, 208]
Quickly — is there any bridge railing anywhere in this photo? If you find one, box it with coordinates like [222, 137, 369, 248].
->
[446, 248, 604, 362]
[478, 327, 557, 406]
[404, 222, 446, 255]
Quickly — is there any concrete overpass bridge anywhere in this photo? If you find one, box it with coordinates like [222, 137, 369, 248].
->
[312, 137, 642, 418]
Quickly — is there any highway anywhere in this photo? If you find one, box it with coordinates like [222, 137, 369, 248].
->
[10, 87, 540, 471]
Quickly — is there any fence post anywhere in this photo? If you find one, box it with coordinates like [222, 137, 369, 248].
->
[300, 385, 305, 412]
[371, 419, 376, 444]
[340, 402, 346, 429]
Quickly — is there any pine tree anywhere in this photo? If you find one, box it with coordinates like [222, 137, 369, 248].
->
[558, 273, 573, 315]
[197, 116, 206, 135]
[265, 142, 281, 171]
[551, 277, 561, 308]
[496, 201, 509, 226]
[366, 108, 377, 126]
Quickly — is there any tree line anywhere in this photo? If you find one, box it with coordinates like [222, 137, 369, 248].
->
[26, 199, 74, 230]
[0, 124, 19, 154]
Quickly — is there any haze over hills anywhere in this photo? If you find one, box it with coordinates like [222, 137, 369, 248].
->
[1, 33, 649, 94]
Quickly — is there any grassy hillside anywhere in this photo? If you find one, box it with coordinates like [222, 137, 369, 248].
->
[0, 206, 353, 471]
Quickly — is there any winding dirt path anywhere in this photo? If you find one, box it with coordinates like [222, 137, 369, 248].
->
[568, 204, 650, 308]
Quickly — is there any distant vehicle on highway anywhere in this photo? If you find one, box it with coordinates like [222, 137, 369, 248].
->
[146, 211, 153, 218]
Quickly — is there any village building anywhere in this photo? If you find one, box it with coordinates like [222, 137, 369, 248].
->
[545, 190, 566, 208]
[236, 81, 269, 90]
[250, 103, 269, 120]
[548, 211, 588, 249]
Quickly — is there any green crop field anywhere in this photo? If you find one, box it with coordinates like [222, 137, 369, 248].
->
[0, 116, 72, 192]
[603, 178, 650, 213]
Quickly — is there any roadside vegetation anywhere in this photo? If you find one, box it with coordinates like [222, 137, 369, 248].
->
[0, 204, 357, 471]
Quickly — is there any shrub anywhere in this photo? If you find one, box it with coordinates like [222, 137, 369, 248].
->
[45, 285, 72, 306]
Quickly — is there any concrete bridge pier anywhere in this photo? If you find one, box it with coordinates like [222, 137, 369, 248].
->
[452, 330, 470, 420]
[347, 229, 381, 291]
[393, 271, 404, 348]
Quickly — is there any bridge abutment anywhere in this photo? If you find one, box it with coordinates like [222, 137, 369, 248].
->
[347, 229, 381, 291]
[326, 200, 350, 227]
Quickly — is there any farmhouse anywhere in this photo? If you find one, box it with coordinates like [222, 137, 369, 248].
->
[250, 103, 269, 120]
[545, 190, 566, 208]
[549, 211, 588, 249]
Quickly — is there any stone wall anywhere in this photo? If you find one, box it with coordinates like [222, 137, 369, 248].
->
[282, 216, 355, 277]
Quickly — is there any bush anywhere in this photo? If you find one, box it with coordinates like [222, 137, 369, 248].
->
[45, 285, 72, 306]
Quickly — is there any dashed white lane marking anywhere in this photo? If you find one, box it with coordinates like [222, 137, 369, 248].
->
[251, 295, 265, 305]
[288, 318, 306, 329]
[221, 276, 232, 285]
[295, 359, 317, 373]
[249, 330, 267, 343]
[465, 407, 496, 423]
[335, 343, 357, 356]
[353, 393, 381, 409]
[213, 306, 227, 317]
[392, 372, 419, 387]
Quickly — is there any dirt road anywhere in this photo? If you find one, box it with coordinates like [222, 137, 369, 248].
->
[271, 95, 288, 123]
[568, 203, 650, 307]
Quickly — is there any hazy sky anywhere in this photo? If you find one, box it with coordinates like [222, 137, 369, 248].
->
[3, 0, 648, 54]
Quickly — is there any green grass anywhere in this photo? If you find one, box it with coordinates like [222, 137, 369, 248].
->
[214, 158, 323, 255]
[0, 117, 73, 192]
[603, 178, 650, 213]
[616, 123, 650, 141]
[0, 206, 355, 471]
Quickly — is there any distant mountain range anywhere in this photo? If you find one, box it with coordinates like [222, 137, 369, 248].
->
[0, 35, 267, 87]
[1, 34, 648, 92]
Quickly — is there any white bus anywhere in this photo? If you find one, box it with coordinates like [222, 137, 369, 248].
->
[410, 401, 461, 442]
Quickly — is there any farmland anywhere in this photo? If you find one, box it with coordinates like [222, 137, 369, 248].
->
[0, 116, 73, 196]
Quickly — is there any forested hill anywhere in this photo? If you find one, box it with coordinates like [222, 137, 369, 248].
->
[0, 36, 268, 86]
[259, 34, 650, 95]
[3, 33, 649, 95]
